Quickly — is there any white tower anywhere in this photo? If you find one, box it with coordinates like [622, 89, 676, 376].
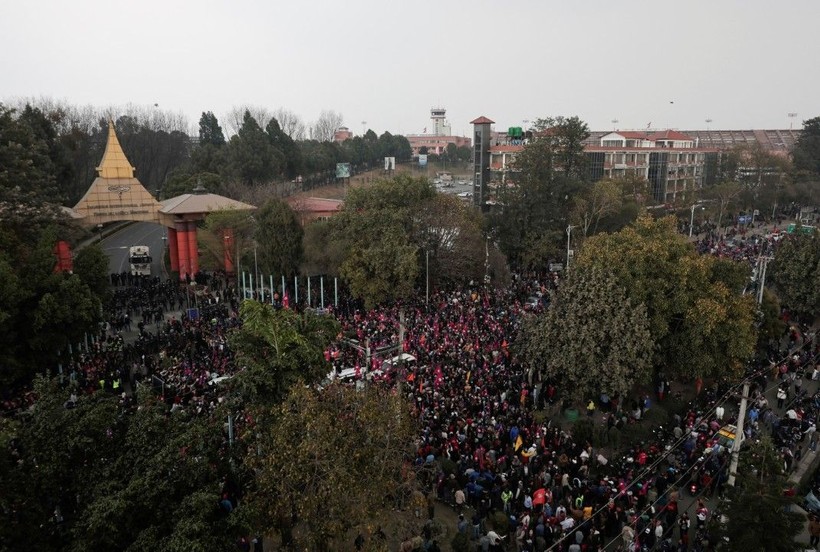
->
[430, 107, 451, 136]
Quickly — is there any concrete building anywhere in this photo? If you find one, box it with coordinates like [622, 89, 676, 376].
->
[486, 127, 720, 204]
[406, 108, 471, 156]
[333, 127, 353, 143]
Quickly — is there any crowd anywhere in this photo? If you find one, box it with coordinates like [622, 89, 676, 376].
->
[329, 272, 818, 551]
[3, 246, 819, 551]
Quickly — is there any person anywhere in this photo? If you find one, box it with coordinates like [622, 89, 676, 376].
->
[457, 514, 469, 535]
[455, 487, 466, 514]
[487, 530, 505, 552]
[621, 523, 635, 550]
[809, 514, 820, 548]
[777, 386, 787, 409]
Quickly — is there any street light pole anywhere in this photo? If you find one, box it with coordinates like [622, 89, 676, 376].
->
[566, 225, 574, 272]
[689, 204, 697, 238]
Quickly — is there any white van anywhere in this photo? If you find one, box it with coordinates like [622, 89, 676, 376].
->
[380, 353, 416, 372]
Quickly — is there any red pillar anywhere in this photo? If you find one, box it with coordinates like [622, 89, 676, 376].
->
[167, 228, 179, 273]
[52, 240, 73, 273]
[223, 228, 235, 274]
[187, 221, 199, 278]
[175, 221, 189, 281]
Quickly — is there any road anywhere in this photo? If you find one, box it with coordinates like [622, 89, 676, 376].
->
[100, 222, 168, 278]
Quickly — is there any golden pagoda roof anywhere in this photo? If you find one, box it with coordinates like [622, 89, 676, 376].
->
[96, 120, 135, 178]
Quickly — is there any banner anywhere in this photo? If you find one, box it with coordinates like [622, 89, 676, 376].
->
[384, 156, 395, 170]
[418, 154, 428, 167]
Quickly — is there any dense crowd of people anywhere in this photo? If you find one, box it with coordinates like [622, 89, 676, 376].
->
[2, 226, 818, 551]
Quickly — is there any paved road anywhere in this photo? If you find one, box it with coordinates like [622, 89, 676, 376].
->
[100, 222, 168, 278]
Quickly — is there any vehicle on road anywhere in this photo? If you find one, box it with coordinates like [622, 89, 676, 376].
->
[128, 245, 152, 276]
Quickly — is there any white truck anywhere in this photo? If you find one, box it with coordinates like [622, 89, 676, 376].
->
[128, 245, 152, 276]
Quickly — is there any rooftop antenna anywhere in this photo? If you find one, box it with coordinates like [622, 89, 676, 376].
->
[788, 112, 798, 130]
[705, 118, 712, 131]
[611, 119, 619, 131]
[361, 121, 367, 136]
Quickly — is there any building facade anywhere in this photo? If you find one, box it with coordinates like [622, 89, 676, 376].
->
[406, 107, 471, 156]
[487, 128, 718, 204]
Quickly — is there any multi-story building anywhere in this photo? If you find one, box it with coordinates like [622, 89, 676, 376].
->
[487, 128, 718, 204]
[407, 108, 471, 156]
[587, 130, 719, 203]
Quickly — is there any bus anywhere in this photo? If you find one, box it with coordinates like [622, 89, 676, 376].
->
[128, 245, 152, 276]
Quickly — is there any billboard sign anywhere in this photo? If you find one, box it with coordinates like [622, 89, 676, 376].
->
[384, 156, 396, 171]
[418, 154, 428, 167]
[335, 163, 351, 179]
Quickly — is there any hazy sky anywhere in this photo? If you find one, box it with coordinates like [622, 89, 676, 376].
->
[2, 0, 818, 137]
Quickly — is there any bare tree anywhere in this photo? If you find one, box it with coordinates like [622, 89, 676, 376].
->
[272, 108, 307, 140]
[223, 105, 272, 137]
[309, 110, 343, 142]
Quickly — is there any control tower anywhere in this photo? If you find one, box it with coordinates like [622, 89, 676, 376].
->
[430, 107, 451, 136]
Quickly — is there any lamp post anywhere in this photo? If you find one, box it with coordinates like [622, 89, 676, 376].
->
[97, 223, 103, 243]
[566, 225, 574, 272]
[689, 203, 706, 238]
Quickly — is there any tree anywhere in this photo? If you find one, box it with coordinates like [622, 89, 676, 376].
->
[323, 174, 438, 307]
[517, 266, 654, 401]
[228, 301, 339, 406]
[716, 436, 803, 552]
[224, 111, 283, 185]
[792, 116, 820, 178]
[310, 110, 344, 142]
[413, 193, 487, 286]
[573, 179, 622, 236]
[574, 216, 757, 381]
[0, 103, 63, 227]
[198, 111, 226, 147]
[272, 108, 306, 141]
[770, 230, 820, 320]
[254, 198, 304, 277]
[531, 116, 591, 181]
[73, 244, 111, 300]
[265, 118, 303, 179]
[703, 181, 743, 231]
[246, 384, 416, 551]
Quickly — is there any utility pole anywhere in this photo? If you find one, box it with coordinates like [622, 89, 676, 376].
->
[757, 256, 772, 305]
[397, 309, 406, 394]
[728, 381, 750, 487]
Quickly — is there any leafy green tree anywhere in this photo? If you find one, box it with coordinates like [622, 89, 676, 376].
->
[716, 436, 803, 552]
[322, 174, 439, 306]
[228, 301, 339, 405]
[770, 230, 820, 320]
[517, 266, 654, 401]
[792, 116, 820, 178]
[246, 384, 416, 551]
[198, 111, 225, 147]
[0, 227, 104, 388]
[0, 103, 62, 228]
[532, 116, 591, 181]
[225, 111, 283, 185]
[266, 117, 303, 179]
[575, 216, 757, 381]
[254, 198, 303, 277]
[73, 244, 111, 299]
[491, 116, 589, 270]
